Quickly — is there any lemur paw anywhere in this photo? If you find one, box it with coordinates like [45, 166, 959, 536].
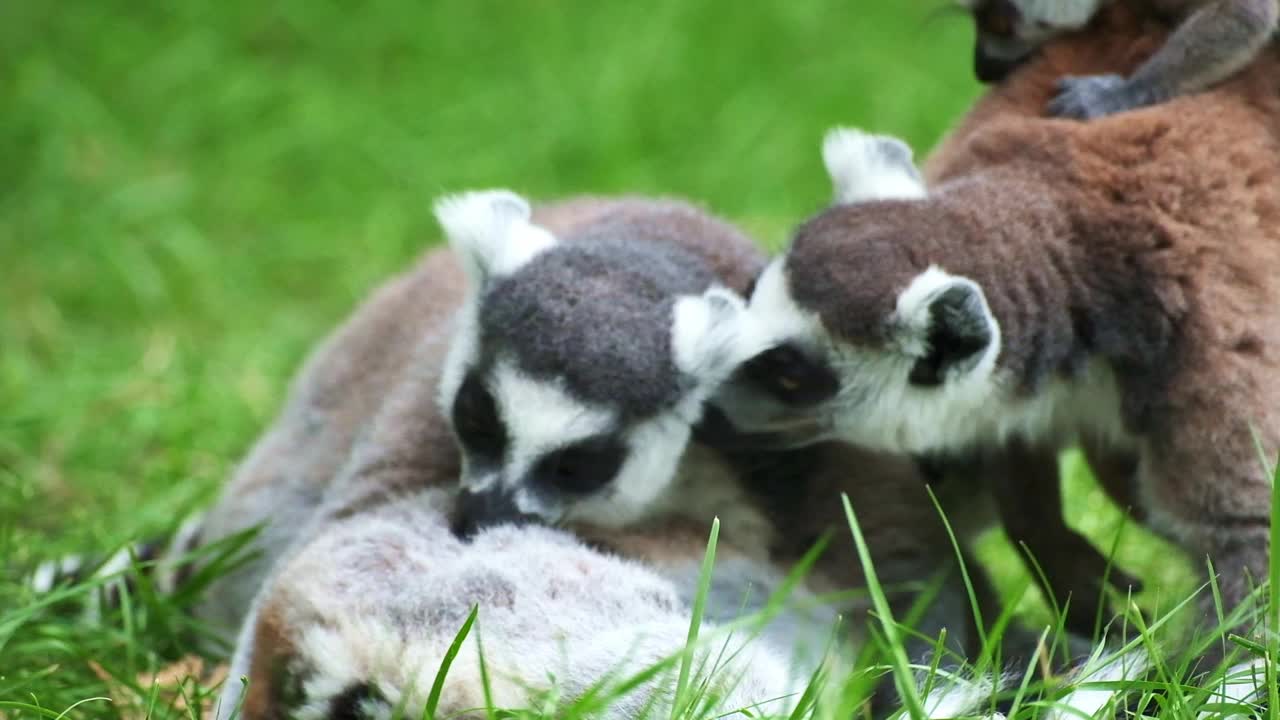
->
[1048, 74, 1136, 120]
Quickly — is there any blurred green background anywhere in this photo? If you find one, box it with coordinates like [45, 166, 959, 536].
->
[0, 0, 1189, 708]
[1, 0, 984, 550]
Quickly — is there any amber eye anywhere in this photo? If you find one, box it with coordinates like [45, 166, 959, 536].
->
[737, 344, 840, 407]
[452, 373, 506, 460]
[535, 437, 627, 495]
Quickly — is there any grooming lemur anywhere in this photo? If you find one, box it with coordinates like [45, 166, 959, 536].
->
[720, 1, 1280, 669]
[809, 130, 1144, 638]
[102, 191, 1017, 718]
[959, 0, 1278, 119]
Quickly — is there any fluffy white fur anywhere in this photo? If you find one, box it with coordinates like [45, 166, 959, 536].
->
[1197, 657, 1269, 719]
[216, 490, 826, 720]
[823, 127, 926, 204]
[435, 190, 559, 413]
[671, 286, 770, 407]
[952, 0, 1102, 29]
[748, 261, 830, 359]
[893, 267, 999, 363]
[433, 189, 558, 284]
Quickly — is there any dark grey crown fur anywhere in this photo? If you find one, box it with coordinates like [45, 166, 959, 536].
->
[479, 237, 717, 419]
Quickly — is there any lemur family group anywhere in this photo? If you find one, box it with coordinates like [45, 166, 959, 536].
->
[43, 0, 1280, 717]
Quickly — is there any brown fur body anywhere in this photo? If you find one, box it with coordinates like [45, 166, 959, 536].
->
[791, 2, 1278, 642]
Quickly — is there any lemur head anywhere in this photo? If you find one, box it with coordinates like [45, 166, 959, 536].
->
[956, 0, 1103, 82]
[716, 128, 1002, 455]
[434, 190, 764, 536]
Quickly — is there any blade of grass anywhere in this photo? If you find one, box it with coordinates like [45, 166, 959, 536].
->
[672, 517, 719, 720]
[1268, 450, 1279, 717]
[841, 494, 925, 720]
[476, 621, 497, 720]
[423, 604, 479, 720]
[924, 485, 985, 649]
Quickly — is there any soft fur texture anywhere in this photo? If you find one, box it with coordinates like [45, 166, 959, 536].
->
[738, 1, 1278, 654]
[221, 490, 826, 720]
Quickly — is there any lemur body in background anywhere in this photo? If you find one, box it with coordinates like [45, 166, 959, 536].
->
[722, 3, 1280, 671]
[959, 0, 1278, 118]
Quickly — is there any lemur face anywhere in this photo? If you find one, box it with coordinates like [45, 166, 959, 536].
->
[956, 0, 1103, 82]
[434, 191, 763, 537]
[717, 129, 1002, 455]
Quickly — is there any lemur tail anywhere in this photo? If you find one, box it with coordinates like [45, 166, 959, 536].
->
[29, 512, 206, 615]
[918, 642, 1267, 720]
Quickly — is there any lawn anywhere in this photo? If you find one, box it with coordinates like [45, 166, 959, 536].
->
[1, 0, 1205, 716]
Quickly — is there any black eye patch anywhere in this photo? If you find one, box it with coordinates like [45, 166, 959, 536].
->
[328, 682, 381, 720]
[451, 372, 507, 460]
[533, 436, 627, 496]
[736, 344, 840, 407]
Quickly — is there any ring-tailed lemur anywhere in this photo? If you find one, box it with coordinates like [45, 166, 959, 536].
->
[720, 17, 1279, 673]
[731, 129, 1143, 639]
[957, 0, 1278, 119]
[218, 489, 836, 720]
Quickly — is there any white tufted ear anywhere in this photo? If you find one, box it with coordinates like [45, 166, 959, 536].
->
[894, 266, 1000, 386]
[822, 127, 926, 204]
[671, 286, 768, 387]
[433, 189, 558, 286]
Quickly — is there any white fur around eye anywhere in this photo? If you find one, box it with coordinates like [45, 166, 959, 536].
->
[744, 260, 826, 351]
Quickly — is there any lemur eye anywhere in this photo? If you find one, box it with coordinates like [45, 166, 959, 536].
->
[452, 373, 506, 459]
[328, 682, 382, 720]
[736, 344, 840, 407]
[535, 437, 627, 495]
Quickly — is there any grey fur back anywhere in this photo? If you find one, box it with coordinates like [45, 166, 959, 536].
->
[480, 238, 717, 418]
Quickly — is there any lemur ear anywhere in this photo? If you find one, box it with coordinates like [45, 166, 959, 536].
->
[671, 287, 767, 386]
[822, 127, 926, 204]
[433, 189, 558, 286]
[894, 267, 999, 387]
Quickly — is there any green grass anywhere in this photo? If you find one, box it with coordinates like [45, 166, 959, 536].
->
[0, 0, 1262, 717]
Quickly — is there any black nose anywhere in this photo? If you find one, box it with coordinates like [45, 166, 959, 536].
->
[973, 45, 1022, 84]
[451, 488, 539, 540]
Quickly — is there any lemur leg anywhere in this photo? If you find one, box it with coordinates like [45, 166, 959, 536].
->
[1141, 425, 1272, 669]
[987, 440, 1141, 638]
[1050, 0, 1278, 119]
[1081, 440, 1144, 524]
